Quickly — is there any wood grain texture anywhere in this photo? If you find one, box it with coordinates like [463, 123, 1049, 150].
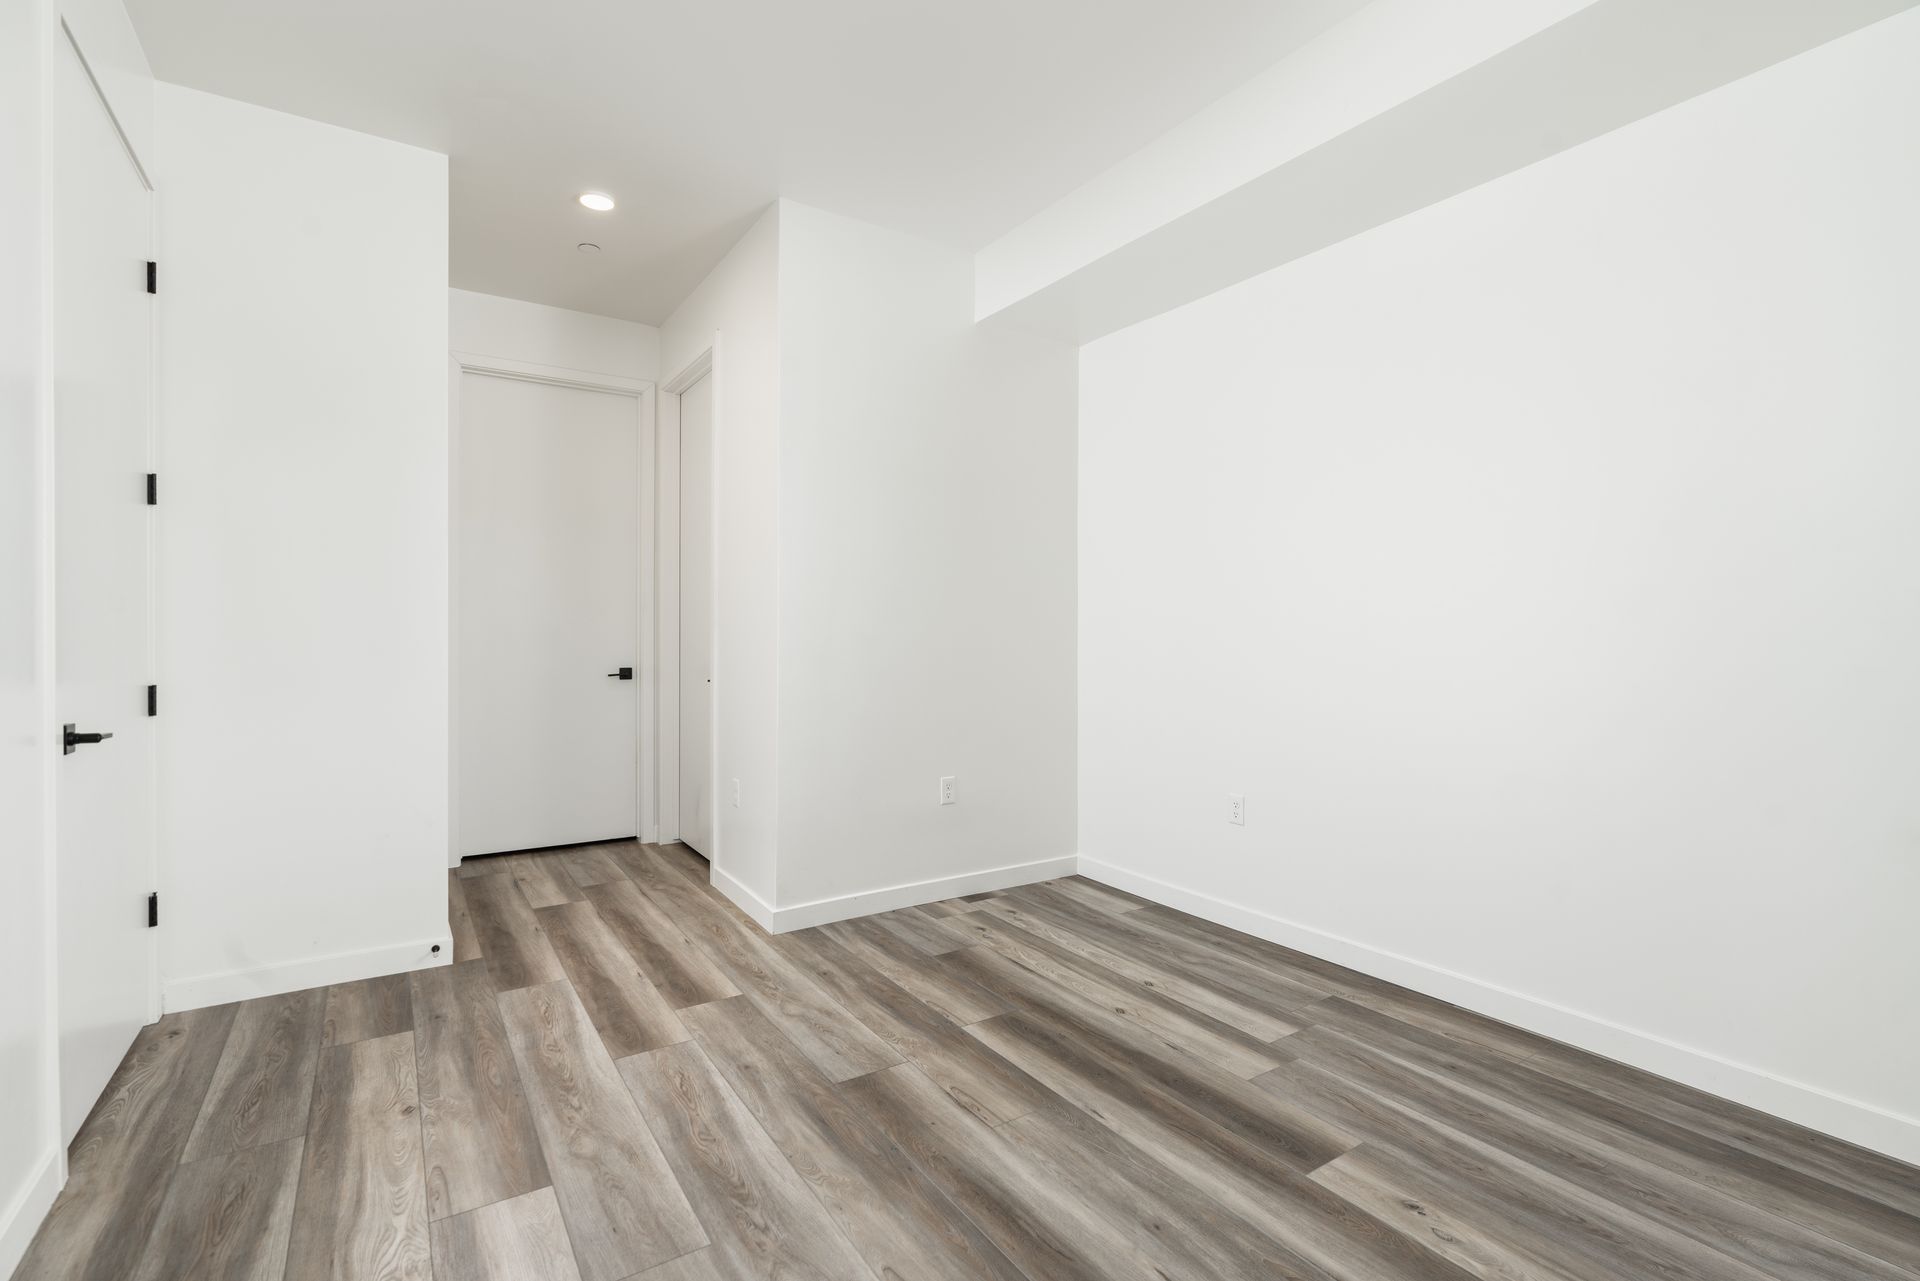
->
[869, 904, 972, 956]
[582, 874, 739, 1009]
[955, 910, 1283, 1078]
[24, 846, 1920, 1281]
[536, 899, 688, 1058]
[498, 981, 706, 1281]
[447, 872, 483, 962]
[428, 1186, 582, 1281]
[130, 1137, 304, 1281]
[560, 844, 629, 888]
[1284, 1021, 1916, 1281]
[183, 987, 326, 1161]
[999, 1101, 1342, 1281]
[509, 851, 588, 909]
[1259, 1052, 1781, 1281]
[679, 997, 1027, 1281]
[630, 848, 901, 1082]
[463, 868, 566, 992]
[649, 841, 728, 893]
[1015, 883, 1331, 1014]
[1297, 994, 1920, 1276]
[1527, 1035, 1920, 1219]
[816, 915, 1008, 1025]
[410, 960, 551, 1221]
[1311, 1146, 1590, 1281]
[619, 1041, 876, 1281]
[322, 973, 413, 1047]
[629, 1250, 732, 1280]
[981, 889, 1301, 1039]
[283, 1031, 432, 1281]
[454, 852, 514, 880]
[776, 927, 1050, 1127]
[844, 1063, 1174, 1281]
[1043, 875, 1154, 915]
[1127, 902, 1552, 1061]
[14, 1003, 238, 1281]
[964, 995, 1355, 1182]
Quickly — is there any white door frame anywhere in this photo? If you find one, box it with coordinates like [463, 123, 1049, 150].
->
[447, 353, 666, 857]
[659, 342, 716, 859]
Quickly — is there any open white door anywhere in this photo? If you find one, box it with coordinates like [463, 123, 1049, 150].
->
[677, 372, 714, 856]
[53, 31, 156, 1143]
[455, 371, 641, 856]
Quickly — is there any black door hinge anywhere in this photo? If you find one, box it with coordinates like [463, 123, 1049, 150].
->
[146, 261, 157, 294]
[146, 473, 157, 505]
[147, 684, 157, 717]
[147, 892, 158, 928]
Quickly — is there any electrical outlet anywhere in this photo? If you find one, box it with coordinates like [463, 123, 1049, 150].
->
[731, 778, 742, 809]
[1228, 793, 1245, 826]
[939, 776, 956, 806]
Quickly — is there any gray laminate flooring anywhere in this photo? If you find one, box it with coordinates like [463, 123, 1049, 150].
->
[14, 841, 1919, 1280]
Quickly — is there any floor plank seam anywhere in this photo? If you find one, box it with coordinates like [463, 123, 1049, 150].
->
[26, 841, 1920, 1281]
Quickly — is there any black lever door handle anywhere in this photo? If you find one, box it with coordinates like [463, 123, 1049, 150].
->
[63, 724, 114, 755]
[608, 667, 633, 680]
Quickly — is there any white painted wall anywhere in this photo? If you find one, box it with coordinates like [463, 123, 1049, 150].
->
[1079, 10, 1920, 1163]
[154, 84, 451, 1010]
[659, 206, 782, 904]
[60, 0, 156, 177]
[657, 201, 1079, 925]
[975, 0, 1590, 318]
[449, 288, 659, 382]
[774, 202, 1077, 915]
[0, 2, 57, 1268]
[975, 0, 1914, 341]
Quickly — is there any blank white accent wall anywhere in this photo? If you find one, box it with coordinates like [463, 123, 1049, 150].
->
[775, 201, 1077, 915]
[1079, 12, 1920, 1161]
[154, 84, 451, 1010]
[659, 206, 782, 905]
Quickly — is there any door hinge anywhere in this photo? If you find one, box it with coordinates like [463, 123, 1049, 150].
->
[146, 473, 157, 505]
[146, 261, 157, 294]
[147, 684, 158, 717]
[147, 892, 158, 928]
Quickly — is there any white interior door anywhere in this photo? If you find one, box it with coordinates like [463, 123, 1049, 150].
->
[678, 373, 714, 856]
[54, 34, 156, 1143]
[456, 373, 639, 856]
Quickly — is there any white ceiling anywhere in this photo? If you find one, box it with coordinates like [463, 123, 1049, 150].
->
[126, 0, 1368, 325]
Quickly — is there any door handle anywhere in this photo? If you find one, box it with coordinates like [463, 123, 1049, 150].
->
[608, 667, 633, 680]
[63, 724, 114, 755]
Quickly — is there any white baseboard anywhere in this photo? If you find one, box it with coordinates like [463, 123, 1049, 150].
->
[711, 854, 1079, 934]
[163, 934, 453, 1012]
[708, 867, 781, 929]
[1077, 856, 1920, 1168]
[0, 1144, 62, 1280]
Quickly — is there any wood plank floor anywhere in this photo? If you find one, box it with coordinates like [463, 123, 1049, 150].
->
[15, 841, 1919, 1280]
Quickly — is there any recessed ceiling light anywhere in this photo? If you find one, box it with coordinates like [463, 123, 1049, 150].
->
[577, 242, 601, 254]
[578, 191, 615, 212]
